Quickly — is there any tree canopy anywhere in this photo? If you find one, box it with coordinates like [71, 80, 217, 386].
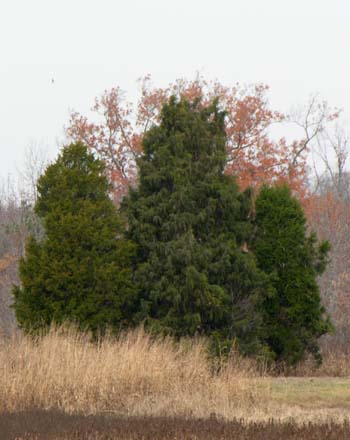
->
[13, 142, 136, 335]
[252, 185, 332, 365]
[122, 97, 268, 355]
[12, 99, 333, 366]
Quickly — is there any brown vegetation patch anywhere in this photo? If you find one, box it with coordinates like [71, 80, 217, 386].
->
[1, 410, 350, 440]
[0, 326, 265, 419]
[2, 326, 350, 427]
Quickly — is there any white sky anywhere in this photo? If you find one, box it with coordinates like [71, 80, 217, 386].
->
[1, 0, 350, 180]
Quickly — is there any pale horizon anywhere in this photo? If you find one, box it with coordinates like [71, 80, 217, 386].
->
[1, 0, 350, 181]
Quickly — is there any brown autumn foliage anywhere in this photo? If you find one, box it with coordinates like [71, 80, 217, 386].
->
[303, 122, 350, 345]
[306, 190, 350, 345]
[0, 254, 17, 336]
[66, 76, 313, 204]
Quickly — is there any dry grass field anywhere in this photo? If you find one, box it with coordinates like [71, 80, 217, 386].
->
[1, 326, 350, 438]
[0, 326, 265, 419]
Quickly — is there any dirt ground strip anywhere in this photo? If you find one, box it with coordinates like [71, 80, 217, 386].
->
[2, 410, 350, 440]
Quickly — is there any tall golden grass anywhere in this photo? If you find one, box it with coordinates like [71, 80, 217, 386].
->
[0, 326, 268, 419]
[293, 347, 350, 377]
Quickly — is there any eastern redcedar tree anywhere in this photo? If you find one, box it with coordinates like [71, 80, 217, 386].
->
[13, 142, 136, 335]
[122, 97, 268, 355]
[252, 184, 332, 366]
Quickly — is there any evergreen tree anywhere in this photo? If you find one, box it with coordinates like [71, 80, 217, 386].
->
[122, 97, 267, 355]
[13, 142, 136, 335]
[252, 184, 332, 365]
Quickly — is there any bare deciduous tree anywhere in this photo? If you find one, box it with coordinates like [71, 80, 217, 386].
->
[17, 142, 49, 203]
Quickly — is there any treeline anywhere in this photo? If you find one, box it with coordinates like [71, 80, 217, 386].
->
[12, 97, 331, 366]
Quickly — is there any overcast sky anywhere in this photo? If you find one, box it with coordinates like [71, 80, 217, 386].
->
[1, 0, 350, 181]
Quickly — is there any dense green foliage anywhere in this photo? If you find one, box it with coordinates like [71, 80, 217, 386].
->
[252, 185, 332, 365]
[123, 97, 268, 355]
[12, 100, 332, 365]
[13, 143, 136, 335]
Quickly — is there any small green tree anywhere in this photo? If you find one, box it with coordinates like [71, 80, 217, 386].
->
[13, 142, 136, 335]
[252, 184, 332, 365]
[122, 97, 268, 355]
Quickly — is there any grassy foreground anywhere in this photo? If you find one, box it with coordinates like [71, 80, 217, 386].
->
[1, 327, 350, 438]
